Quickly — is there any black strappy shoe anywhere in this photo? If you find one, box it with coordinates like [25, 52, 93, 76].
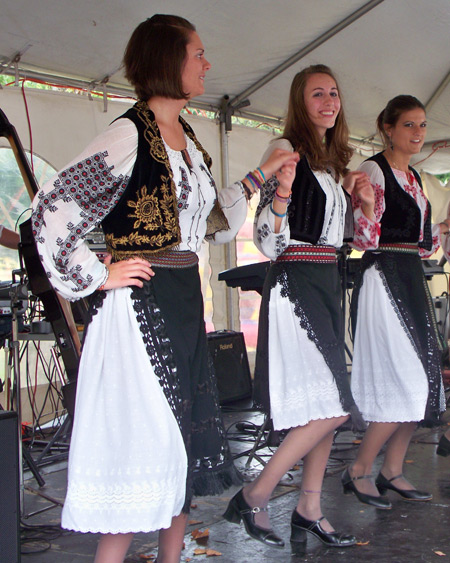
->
[375, 473, 432, 501]
[290, 510, 356, 547]
[341, 468, 392, 509]
[223, 489, 284, 548]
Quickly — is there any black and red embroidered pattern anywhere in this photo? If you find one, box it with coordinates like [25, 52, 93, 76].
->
[177, 167, 192, 211]
[32, 152, 129, 292]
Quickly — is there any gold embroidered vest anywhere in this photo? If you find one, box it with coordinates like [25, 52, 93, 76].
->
[102, 101, 229, 260]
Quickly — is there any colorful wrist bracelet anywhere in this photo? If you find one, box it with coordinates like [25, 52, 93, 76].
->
[245, 173, 258, 191]
[269, 202, 287, 218]
[257, 167, 266, 183]
[246, 171, 262, 191]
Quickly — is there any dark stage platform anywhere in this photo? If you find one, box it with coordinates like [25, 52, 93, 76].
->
[17, 404, 450, 563]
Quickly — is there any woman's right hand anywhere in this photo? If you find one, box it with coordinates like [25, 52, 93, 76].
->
[101, 255, 155, 290]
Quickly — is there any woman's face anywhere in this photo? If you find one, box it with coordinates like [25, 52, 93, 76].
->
[181, 32, 211, 100]
[385, 108, 427, 156]
[303, 73, 341, 138]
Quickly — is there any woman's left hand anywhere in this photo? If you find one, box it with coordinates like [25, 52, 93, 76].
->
[259, 148, 300, 181]
[345, 171, 375, 220]
[275, 161, 297, 194]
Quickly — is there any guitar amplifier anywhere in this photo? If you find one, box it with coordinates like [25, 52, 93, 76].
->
[207, 330, 252, 405]
[0, 410, 21, 562]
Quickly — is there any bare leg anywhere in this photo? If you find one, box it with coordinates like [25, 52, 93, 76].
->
[349, 421, 400, 496]
[380, 422, 418, 490]
[445, 427, 450, 441]
[157, 512, 189, 563]
[94, 533, 134, 563]
[295, 430, 335, 532]
[243, 416, 348, 529]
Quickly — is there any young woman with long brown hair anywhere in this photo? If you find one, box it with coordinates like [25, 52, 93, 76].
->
[223, 64, 372, 549]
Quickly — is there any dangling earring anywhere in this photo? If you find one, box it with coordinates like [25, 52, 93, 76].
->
[388, 134, 393, 151]
[388, 134, 394, 151]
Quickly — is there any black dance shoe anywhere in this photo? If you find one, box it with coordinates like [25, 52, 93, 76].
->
[341, 468, 392, 509]
[437, 434, 450, 457]
[290, 510, 356, 547]
[375, 473, 432, 501]
[223, 489, 285, 548]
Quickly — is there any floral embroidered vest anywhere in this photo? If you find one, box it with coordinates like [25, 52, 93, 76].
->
[367, 152, 432, 250]
[102, 101, 228, 260]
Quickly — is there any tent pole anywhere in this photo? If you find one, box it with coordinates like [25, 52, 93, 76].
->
[425, 68, 450, 112]
[229, 0, 385, 110]
[219, 117, 235, 329]
[220, 120, 234, 330]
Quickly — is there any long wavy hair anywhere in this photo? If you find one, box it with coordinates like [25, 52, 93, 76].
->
[282, 64, 352, 178]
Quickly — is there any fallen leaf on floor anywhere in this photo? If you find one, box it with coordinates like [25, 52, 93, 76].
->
[139, 554, 156, 560]
[189, 519, 204, 525]
[206, 549, 222, 557]
[292, 464, 300, 470]
[192, 528, 209, 539]
[356, 541, 370, 546]
[191, 503, 198, 509]
[194, 548, 207, 555]
[434, 550, 446, 556]
[405, 459, 414, 464]
[353, 439, 362, 444]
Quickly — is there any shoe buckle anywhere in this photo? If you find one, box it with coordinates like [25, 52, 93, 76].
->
[251, 506, 268, 513]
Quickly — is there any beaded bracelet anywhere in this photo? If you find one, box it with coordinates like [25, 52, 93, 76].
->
[269, 202, 287, 218]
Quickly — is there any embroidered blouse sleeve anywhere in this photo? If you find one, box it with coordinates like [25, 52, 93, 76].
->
[210, 182, 248, 244]
[253, 139, 291, 260]
[351, 160, 383, 251]
[31, 118, 138, 300]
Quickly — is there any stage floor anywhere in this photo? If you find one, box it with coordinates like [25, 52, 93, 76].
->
[20, 402, 450, 563]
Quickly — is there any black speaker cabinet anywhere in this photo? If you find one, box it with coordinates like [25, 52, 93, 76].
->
[0, 410, 21, 562]
[207, 330, 252, 404]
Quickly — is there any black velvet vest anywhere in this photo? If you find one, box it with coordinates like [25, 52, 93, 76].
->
[367, 152, 432, 250]
[101, 101, 228, 260]
[288, 156, 353, 244]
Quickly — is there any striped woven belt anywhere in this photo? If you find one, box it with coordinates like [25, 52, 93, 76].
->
[276, 245, 337, 264]
[377, 243, 419, 254]
[145, 250, 199, 268]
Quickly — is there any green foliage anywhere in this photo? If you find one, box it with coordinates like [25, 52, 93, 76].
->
[435, 172, 450, 186]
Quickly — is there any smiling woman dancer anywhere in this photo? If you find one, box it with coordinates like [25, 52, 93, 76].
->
[223, 64, 372, 549]
[343, 95, 447, 509]
[31, 15, 298, 563]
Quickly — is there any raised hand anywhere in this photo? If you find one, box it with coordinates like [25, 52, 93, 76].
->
[259, 148, 300, 182]
[344, 171, 375, 220]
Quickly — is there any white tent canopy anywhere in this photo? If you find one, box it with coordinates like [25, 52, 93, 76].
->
[2, 0, 450, 173]
[1, 0, 450, 338]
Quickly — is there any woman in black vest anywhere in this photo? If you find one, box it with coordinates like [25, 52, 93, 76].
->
[342, 95, 447, 508]
[224, 65, 371, 549]
[31, 15, 298, 563]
